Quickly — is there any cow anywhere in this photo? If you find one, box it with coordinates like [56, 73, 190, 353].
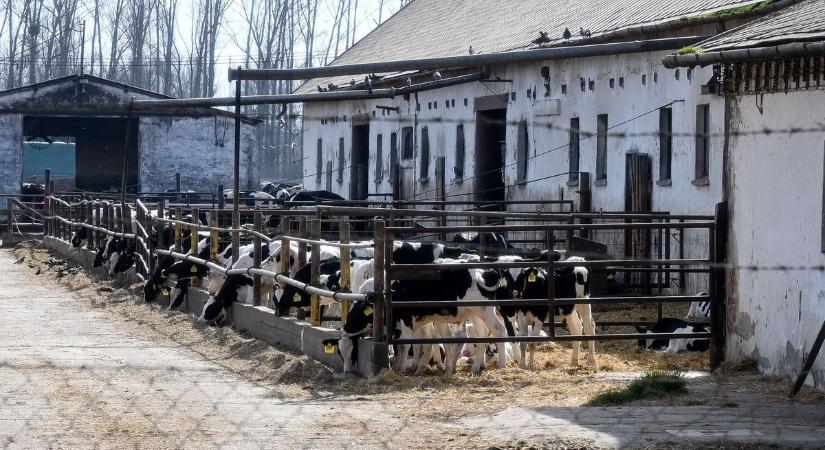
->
[70, 227, 89, 248]
[223, 189, 277, 207]
[161, 236, 213, 309]
[288, 190, 344, 203]
[685, 292, 710, 320]
[636, 318, 709, 353]
[321, 278, 375, 374]
[272, 258, 341, 316]
[19, 183, 45, 204]
[452, 231, 513, 251]
[197, 274, 254, 325]
[93, 236, 136, 277]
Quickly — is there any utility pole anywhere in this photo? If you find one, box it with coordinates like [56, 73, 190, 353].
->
[79, 21, 86, 75]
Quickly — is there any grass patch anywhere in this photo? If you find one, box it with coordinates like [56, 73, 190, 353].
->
[679, 1, 776, 21]
[588, 371, 688, 406]
[678, 46, 702, 55]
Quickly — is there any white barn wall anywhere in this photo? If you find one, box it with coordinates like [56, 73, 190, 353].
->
[726, 90, 825, 389]
[303, 50, 724, 288]
[0, 114, 23, 209]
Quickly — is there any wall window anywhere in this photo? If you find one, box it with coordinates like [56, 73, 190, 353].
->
[516, 120, 529, 183]
[419, 127, 430, 181]
[389, 132, 398, 183]
[337, 137, 345, 183]
[695, 104, 710, 181]
[454, 124, 465, 179]
[325, 161, 332, 191]
[401, 126, 414, 159]
[375, 134, 383, 182]
[315, 139, 323, 183]
[568, 118, 580, 184]
[659, 107, 673, 182]
[596, 114, 608, 182]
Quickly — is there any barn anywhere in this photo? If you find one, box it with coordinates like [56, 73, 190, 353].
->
[0, 74, 259, 206]
[666, 0, 825, 389]
[298, 0, 794, 293]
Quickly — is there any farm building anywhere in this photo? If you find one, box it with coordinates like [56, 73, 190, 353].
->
[0, 74, 259, 206]
[299, 0, 796, 292]
[666, 0, 825, 389]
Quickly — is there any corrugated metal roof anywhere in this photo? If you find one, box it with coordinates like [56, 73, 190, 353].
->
[298, 0, 769, 92]
[698, 0, 825, 51]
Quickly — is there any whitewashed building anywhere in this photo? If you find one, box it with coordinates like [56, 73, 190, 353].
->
[666, 0, 825, 389]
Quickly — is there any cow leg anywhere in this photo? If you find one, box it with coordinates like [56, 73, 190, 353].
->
[506, 314, 522, 367]
[394, 322, 412, 374]
[467, 319, 486, 375]
[528, 316, 544, 370]
[565, 312, 583, 366]
[340, 336, 356, 373]
[474, 307, 507, 370]
[576, 303, 597, 369]
[433, 321, 458, 376]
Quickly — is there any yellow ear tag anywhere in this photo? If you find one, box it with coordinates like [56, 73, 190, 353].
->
[363, 306, 373, 316]
[528, 273, 537, 283]
[162, 288, 169, 296]
[324, 344, 336, 354]
[293, 293, 302, 303]
[190, 265, 198, 273]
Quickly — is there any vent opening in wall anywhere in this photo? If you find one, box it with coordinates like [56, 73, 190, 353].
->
[561, 84, 567, 94]
[687, 68, 692, 81]
[654, 72, 658, 83]
[642, 74, 647, 85]
[619, 77, 624, 88]
[580, 78, 586, 92]
[609, 78, 615, 89]
[588, 79, 595, 91]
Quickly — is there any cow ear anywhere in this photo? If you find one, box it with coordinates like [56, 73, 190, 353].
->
[635, 325, 646, 333]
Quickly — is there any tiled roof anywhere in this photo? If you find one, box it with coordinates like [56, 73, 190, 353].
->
[298, 0, 771, 92]
[697, 0, 825, 51]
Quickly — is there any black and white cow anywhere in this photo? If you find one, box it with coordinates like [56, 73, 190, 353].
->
[161, 236, 213, 310]
[636, 318, 709, 353]
[322, 278, 375, 373]
[272, 258, 341, 316]
[288, 190, 344, 203]
[93, 236, 136, 277]
[197, 274, 254, 325]
[452, 231, 514, 250]
[686, 292, 711, 320]
[70, 227, 89, 248]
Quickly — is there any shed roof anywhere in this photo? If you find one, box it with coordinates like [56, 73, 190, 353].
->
[298, 0, 778, 92]
[693, 0, 825, 51]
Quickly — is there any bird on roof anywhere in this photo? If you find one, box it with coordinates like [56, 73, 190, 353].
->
[563, 28, 572, 40]
[317, 85, 328, 93]
[469, 46, 475, 55]
[404, 77, 412, 87]
[364, 75, 373, 94]
[579, 27, 592, 38]
[531, 31, 551, 45]
[327, 83, 338, 91]
[349, 79, 356, 86]
[433, 71, 442, 81]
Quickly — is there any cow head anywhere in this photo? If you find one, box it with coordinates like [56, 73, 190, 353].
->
[324, 301, 374, 373]
[71, 228, 88, 248]
[198, 274, 253, 325]
[108, 241, 136, 277]
[513, 267, 547, 299]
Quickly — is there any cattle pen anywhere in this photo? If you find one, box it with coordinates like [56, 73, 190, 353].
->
[2, 179, 727, 377]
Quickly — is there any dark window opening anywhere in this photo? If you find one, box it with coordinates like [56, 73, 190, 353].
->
[420, 127, 430, 181]
[596, 114, 608, 182]
[389, 132, 398, 183]
[516, 120, 529, 183]
[695, 104, 710, 181]
[568, 117, 580, 184]
[337, 137, 345, 183]
[375, 134, 384, 182]
[401, 127, 414, 159]
[454, 124, 465, 179]
[316, 139, 323, 183]
[659, 107, 673, 182]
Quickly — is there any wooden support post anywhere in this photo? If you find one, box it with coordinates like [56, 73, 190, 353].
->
[253, 212, 263, 306]
[218, 184, 225, 210]
[340, 221, 352, 324]
[210, 209, 219, 262]
[156, 201, 166, 248]
[191, 208, 200, 288]
[91, 202, 99, 247]
[373, 221, 387, 342]
[709, 202, 728, 371]
[298, 218, 308, 268]
[121, 202, 130, 235]
[145, 206, 155, 275]
[479, 215, 487, 259]
[280, 216, 291, 275]
[546, 229, 556, 338]
[175, 172, 182, 203]
[790, 319, 825, 398]
[107, 202, 115, 237]
[232, 208, 240, 264]
[174, 207, 183, 252]
[310, 219, 321, 326]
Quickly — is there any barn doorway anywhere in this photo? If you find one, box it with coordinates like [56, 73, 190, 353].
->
[474, 108, 507, 209]
[22, 116, 139, 193]
[350, 124, 370, 200]
[624, 153, 653, 290]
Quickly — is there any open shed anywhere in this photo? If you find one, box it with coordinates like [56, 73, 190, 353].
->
[0, 74, 259, 205]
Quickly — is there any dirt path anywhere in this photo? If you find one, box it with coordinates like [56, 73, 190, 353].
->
[2, 244, 825, 449]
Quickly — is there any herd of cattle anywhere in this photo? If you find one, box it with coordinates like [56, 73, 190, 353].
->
[69, 207, 713, 376]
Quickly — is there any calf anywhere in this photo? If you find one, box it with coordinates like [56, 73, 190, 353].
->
[197, 274, 254, 325]
[321, 278, 375, 374]
[272, 258, 341, 316]
[636, 318, 709, 353]
[685, 292, 710, 320]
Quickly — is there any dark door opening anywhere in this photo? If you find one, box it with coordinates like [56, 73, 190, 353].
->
[474, 108, 507, 209]
[22, 116, 139, 193]
[350, 124, 370, 200]
[624, 153, 653, 290]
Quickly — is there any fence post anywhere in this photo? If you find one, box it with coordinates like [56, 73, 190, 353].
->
[709, 202, 728, 371]
[373, 220, 387, 342]
[174, 207, 182, 252]
[280, 215, 291, 275]
[546, 229, 556, 339]
[218, 184, 225, 210]
[340, 221, 352, 324]
[175, 172, 181, 203]
[309, 219, 321, 326]
[253, 212, 262, 306]
[298, 218, 308, 268]
[210, 209, 219, 263]
[231, 209, 240, 264]
[107, 202, 115, 236]
[190, 208, 199, 288]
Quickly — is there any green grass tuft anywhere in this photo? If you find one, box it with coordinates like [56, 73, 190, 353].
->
[680, 1, 777, 21]
[588, 371, 688, 406]
[678, 46, 702, 55]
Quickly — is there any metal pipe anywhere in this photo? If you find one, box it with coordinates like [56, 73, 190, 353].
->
[229, 37, 706, 81]
[389, 295, 709, 308]
[663, 40, 825, 68]
[133, 71, 488, 109]
[391, 332, 712, 345]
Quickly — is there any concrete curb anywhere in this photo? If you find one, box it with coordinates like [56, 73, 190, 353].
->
[42, 236, 388, 377]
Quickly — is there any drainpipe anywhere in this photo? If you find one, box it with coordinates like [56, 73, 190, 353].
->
[663, 40, 825, 68]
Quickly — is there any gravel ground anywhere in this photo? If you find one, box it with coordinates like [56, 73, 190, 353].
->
[3, 241, 825, 449]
